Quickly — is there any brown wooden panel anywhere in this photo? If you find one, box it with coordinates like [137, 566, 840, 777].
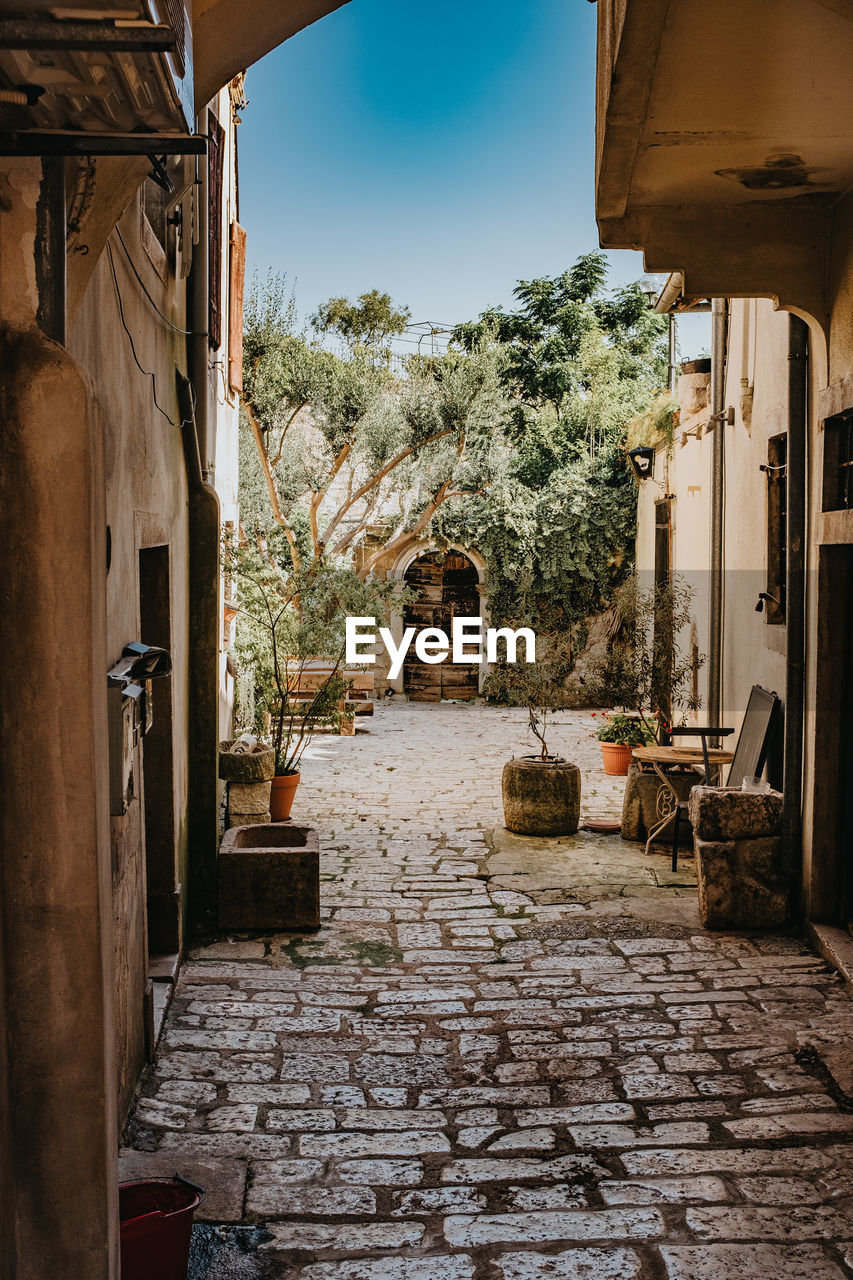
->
[402, 550, 481, 701]
[228, 221, 246, 393]
[207, 112, 225, 350]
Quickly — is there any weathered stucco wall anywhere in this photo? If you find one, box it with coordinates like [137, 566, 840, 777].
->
[636, 304, 789, 764]
[62, 85, 241, 1120]
[69, 196, 192, 1117]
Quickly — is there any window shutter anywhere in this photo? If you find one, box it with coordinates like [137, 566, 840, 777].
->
[228, 221, 246, 394]
[207, 113, 225, 349]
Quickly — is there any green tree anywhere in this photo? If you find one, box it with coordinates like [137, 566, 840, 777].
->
[240, 274, 509, 578]
[441, 252, 669, 635]
[311, 288, 411, 355]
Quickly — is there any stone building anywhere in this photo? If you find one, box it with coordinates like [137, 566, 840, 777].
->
[0, 3, 348, 1276]
[596, 0, 853, 943]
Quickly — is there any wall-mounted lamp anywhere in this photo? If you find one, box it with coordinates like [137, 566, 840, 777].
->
[755, 592, 781, 613]
[628, 446, 656, 480]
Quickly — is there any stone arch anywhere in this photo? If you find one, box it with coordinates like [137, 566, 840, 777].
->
[388, 540, 487, 585]
[382, 543, 489, 697]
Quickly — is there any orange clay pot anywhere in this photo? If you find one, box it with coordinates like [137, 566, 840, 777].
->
[600, 742, 634, 775]
[269, 771, 300, 820]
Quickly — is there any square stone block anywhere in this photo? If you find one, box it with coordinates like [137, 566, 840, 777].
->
[219, 740, 275, 783]
[218, 823, 320, 930]
[226, 811, 271, 829]
[688, 785, 782, 841]
[228, 781, 272, 815]
[694, 835, 788, 930]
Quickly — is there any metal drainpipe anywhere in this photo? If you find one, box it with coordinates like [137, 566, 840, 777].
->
[784, 315, 808, 913]
[182, 115, 221, 932]
[190, 128, 210, 481]
[708, 297, 728, 735]
[668, 313, 677, 393]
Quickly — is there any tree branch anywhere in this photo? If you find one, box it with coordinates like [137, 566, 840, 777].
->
[358, 477, 452, 579]
[310, 441, 352, 556]
[319, 427, 457, 551]
[241, 395, 302, 571]
[270, 399, 309, 467]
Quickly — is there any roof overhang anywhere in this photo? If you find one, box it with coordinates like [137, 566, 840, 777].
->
[595, 0, 853, 324]
[191, 0, 351, 110]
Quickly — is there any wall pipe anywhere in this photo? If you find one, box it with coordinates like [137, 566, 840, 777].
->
[784, 315, 808, 908]
[190, 117, 210, 482]
[182, 116, 221, 931]
[668, 313, 677, 393]
[708, 297, 728, 734]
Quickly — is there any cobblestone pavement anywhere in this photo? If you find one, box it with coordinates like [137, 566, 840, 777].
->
[124, 703, 853, 1278]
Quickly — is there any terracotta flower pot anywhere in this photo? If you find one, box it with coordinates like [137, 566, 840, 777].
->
[600, 742, 633, 775]
[270, 771, 300, 820]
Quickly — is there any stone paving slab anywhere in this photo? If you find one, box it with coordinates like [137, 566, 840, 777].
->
[123, 703, 853, 1279]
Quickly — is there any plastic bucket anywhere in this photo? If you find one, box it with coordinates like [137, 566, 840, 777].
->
[119, 1176, 205, 1280]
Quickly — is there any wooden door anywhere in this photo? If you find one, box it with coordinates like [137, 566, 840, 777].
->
[403, 551, 480, 701]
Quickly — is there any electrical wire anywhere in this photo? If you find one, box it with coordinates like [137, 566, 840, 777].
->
[115, 228, 207, 338]
[106, 239, 182, 429]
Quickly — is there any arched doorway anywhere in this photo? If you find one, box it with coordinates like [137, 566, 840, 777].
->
[403, 550, 480, 701]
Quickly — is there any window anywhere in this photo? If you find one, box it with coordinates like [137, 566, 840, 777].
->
[208, 113, 225, 349]
[765, 434, 787, 624]
[823, 411, 853, 512]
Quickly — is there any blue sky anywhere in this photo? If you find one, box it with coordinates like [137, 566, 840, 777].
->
[239, 0, 708, 353]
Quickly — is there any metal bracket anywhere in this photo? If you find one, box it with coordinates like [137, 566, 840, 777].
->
[0, 130, 207, 157]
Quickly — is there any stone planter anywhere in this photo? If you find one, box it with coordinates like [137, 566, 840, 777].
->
[226, 780, 272, 830]
[218, 740, 275, 783]
[621, 762, 695, 847]
[218, 823, 320, 930]
[502, 757, 581, 836]
[688, 786, 787, 929]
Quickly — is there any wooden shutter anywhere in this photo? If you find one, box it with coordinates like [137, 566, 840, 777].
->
[228, 221, 246, 393]
[207, 113, 225, 349]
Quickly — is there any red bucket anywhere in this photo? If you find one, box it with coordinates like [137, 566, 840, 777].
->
[119, 1176, 205, 1280]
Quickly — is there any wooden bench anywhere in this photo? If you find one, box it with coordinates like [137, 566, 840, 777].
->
[283, 659, 374, 736]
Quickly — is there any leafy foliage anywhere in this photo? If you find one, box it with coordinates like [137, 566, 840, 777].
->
[483, 632, 575, 759]
[240, 274, 510, 578]
[625, 390, 680, 457]
[442, 252, 670, 636]
[594, 711, 655, 746]
[311, 288, 411, 356]
[583, 575, 704, 742]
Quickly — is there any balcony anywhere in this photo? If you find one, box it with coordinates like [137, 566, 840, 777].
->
[594, 0, 853, 323]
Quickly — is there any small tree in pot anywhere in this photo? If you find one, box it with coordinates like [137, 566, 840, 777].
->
[228, 532, 392, 819]
[485, 629, 581, 836]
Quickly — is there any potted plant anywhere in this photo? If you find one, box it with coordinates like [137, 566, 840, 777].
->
[227, 534, 391, 820]
[485, 630, 581, 836]
[594, 710, 655, 775]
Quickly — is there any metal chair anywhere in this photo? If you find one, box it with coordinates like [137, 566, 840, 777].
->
[670, 685, 780, 871]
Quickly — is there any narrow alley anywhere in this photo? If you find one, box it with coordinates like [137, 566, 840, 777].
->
[121, 704, 853, 1278]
